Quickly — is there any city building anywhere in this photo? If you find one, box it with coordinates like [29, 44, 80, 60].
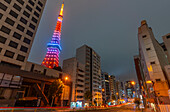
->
[124, 81, 135, 99]
[162, 33, 170, 63]
[76, 45, 102, 106]
[0, 0, 47, 106]
[63, 57, 85, 108]
[115, 80, 121, 100]
[137, 20, 170, 103]
[0, 60, 71, 107]
[0, 0, 72, 107]
[0, 0, 47, 70]
[120, 81, 126, 99]
[101, 72, 110, 103]
[41, 1, 64, 68]
[109, 75, 116, 100]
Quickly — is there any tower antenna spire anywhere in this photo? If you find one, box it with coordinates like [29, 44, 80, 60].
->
[41, 0, 65, 68]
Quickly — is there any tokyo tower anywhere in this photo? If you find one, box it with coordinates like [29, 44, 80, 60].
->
[42, 1, 64, 68]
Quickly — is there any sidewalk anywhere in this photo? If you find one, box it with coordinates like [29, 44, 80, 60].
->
[116, 104, 154, 112]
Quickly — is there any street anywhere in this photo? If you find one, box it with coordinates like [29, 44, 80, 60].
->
[0, 104, 154, 112]
[84, 104, 154, 112]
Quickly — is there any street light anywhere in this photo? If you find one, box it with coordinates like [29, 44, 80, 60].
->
[102, 89, 105, 92]
[65, 76, 68, 81]
[62, 76, 69, 107]
[131, 81, 135, 85]
[146, 80, 152, 84]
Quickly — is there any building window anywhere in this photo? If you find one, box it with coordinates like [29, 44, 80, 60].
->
[13, 3, 21, 11]
[34, 11, 39, 17]
[23, 11, 30, 18]
[17, 24, 25, 32]
[5, 17, 15, 26]
[9, 41, 18, 48]
[16, 54, 25, 62]
[77, 90, 83, 93]
[77, 96, 83, 98]
[23, 38, 31, 44]
[4, 50, 15, 58]
[0, 26, 11, 34]
[32, 17, 38, 23]
[156, 79, 161, 82]
[26, 30, 33, 37]
[28, 0, 34, 6]
[36, 6, 41, 12]
[17, 0, 24, 5]
[77, 84, 83, 87]
[38, 1, 43, 7]
[0, 13, 3, 19]
[166, 35, 170, 39]
[26, 5, 32, 12]
[9, 10, 18, 18]
[77, 79, 84, 82]
[142, 35, 147, 38]
[0, 2, 7, 11]
[4, 0, 12, 4]
[13, 32, 21, 40]
[0, 36, 7, 44]
[29, 23, 35, 30]
[150, 61, 155, 65]
[146, 48, 151, 51]
[20, 46, 28, 53]
[20, 17, 27, 25]
[30, 64, 35, 72]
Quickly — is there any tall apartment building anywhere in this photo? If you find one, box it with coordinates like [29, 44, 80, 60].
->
[0, 0, 47, 69]
[76, 45, 102, 105]
[124, 81, 135, 99]
[138, 20, 169, 99]
[162, 33, 170, 63]
[63, 57, 85, 108]
[101, 72, 110, 103]
[109, 75, 116, 100]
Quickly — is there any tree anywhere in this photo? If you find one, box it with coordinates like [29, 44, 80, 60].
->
[48, 79, 64, 106]
[84, 91, 93, 105]
[134, 98, 141, 109]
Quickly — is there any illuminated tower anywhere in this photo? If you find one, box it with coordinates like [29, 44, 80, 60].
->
[42, 1, 64, 68]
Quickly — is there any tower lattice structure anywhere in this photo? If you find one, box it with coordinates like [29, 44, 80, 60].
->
[42, 1, 64, 68]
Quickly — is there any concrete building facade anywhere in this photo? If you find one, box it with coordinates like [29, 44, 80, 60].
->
[0, 0, 46, 69]
[101, 72, 110, 103]
[109, 75, 116, 100]
[162, 33, 170, 63]
[0, 0, 47, 106]
[63, 57, 85, 108]
[76, 45, 102, 106]
[138, 20, 169, 100]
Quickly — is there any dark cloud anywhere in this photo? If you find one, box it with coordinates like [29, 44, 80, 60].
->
[28, 0, 170, 81]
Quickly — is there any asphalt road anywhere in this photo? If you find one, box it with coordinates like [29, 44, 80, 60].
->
[0, 104, 154, 112]
[85, 104, 153, 112]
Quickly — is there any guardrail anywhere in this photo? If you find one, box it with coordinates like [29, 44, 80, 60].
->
[159, 105, 170, 112]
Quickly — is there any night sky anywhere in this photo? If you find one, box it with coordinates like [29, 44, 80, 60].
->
[28, 0, 170, 81]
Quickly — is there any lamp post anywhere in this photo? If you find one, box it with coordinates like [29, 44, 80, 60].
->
[62, 76, 68, 107]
